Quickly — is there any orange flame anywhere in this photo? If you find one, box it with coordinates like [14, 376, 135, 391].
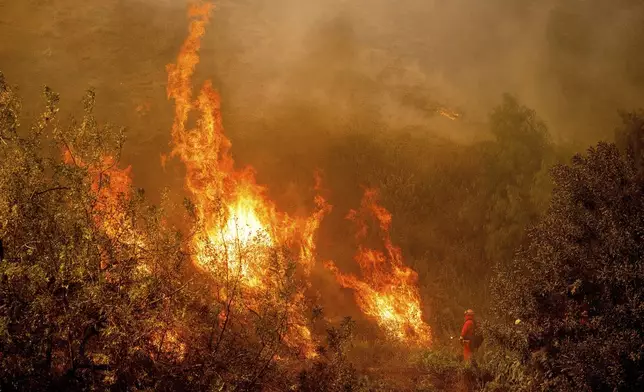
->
[300, 173, 332, 275]
[166, 1, 329, 359]
[167, 2, 270, 281]
[62, 148, 144, 277]
[326, 189, 432, 347]
[62, 149, 134, 243]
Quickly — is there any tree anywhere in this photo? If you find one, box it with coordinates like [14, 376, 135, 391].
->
[0, 71, 190, 390]
[615, 110, 644, 174]
[479, 94, 553, 267]
[489, 114, 644, 391]
[446, 95, 557, 315]
[0, 73, 308, 391]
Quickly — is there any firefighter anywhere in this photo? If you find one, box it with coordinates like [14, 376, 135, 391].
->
[460, 308, 477, 362]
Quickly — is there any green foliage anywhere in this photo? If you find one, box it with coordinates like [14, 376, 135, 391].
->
[478, 94, 554, 267]
[489, 113, 644, 391]
[615, 110, 644, 174]
[1, 71, 191, 390]
[298, 317, 363, 392]
[418, 349, 466, 390]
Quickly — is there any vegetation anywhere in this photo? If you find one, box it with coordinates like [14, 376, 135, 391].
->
[486, 112, 644, 391]
[323, 93, 565, 334]
[0, 72, 330, 391]
[2, 67, 644, 392]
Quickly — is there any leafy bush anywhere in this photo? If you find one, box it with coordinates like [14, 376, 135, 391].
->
[489, 113, 644, 391]
[0, 73, 310, 391]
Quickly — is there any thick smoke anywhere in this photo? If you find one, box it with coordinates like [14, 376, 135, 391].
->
[2, 0, 643, 234]
[3, 0, 643, 253]
[2, 0, 643, 158]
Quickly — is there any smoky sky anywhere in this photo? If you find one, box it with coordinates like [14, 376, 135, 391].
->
[1, 0, 644, 191]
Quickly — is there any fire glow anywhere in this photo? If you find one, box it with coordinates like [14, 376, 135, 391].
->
[166, 0, 432, 351]
[325, 189, 432, 347]
[77, 0, 433, 359]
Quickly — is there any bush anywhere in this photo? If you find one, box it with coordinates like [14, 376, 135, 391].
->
[489, 113, 644, 391]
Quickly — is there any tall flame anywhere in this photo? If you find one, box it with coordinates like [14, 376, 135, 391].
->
[300, 173, 333, 275]
[326, 189, 432, 347]
[164, 0, 431, 357]
[166, 1, 329, 359]
[167, 2, 272, 281]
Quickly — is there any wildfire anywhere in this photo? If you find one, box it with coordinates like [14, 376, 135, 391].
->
[325, 189, 432, 347]
[168, 3, 277, 283]
[162, 0, 433, 359]
[166, 1, 329, 359]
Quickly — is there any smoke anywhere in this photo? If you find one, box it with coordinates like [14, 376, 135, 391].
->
[1, 1, 643, 248]
[3, 0, 643, 251]
[2, 0, 644, 343]
[2, 0, 643, 157]
[1, 0, 642, 243]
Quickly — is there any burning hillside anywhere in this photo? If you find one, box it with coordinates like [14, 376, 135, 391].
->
[5, 0, 644, 390]
[162, 0, 432, 354]
[32, 2, 432, 368]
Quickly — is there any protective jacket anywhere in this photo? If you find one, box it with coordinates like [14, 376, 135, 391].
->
[461, 313, 476, 361]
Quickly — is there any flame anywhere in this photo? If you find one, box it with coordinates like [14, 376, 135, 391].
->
[62, 149, 136, 244]
[283, 323, 318, 360]
[326, 189, 432, 347]
[165, 0, 432, 357]
[61, 0, 434, 358]
[61, 148, 145, 277]
[300, 174, 332, 275]
[166, 1, 329, 359]
[166, 2, 279, 284]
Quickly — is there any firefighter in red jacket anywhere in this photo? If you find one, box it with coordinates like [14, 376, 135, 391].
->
[460, 309, 476, 361]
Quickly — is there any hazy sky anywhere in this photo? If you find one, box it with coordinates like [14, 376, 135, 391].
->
[2, 0, 644, 187]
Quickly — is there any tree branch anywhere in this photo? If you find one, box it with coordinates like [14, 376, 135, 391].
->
[147, 278, 194, 307]
[30, 186, 70, 201]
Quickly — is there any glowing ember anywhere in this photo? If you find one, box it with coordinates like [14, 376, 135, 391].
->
[326, 189, 432, 347]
